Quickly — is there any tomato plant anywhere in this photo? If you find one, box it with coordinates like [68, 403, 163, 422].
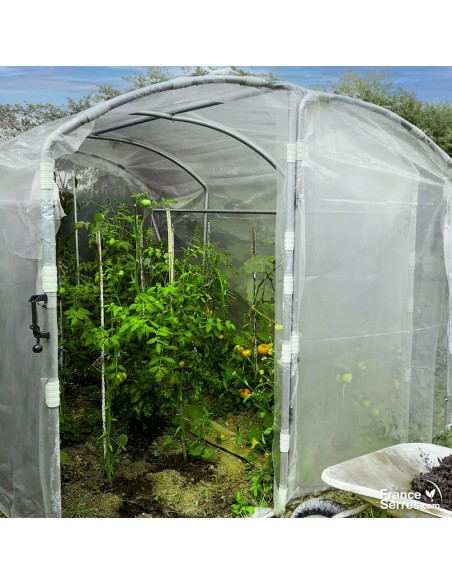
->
[58, 193, 276, 483]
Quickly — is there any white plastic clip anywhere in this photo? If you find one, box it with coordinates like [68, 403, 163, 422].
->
[40, 162, 55, 190]
[281, 342, 291, 364]
[404, 369, 412, 383]
[42, 266, 58, 293]
[46, 379, 60, 408]
[296, 141, 308, 161]
[283, 275, 294, 295]
[284, 231, 295, 252]
[280, 432, 290, 453]
[407, 298, 414, 313]
[408, 252, 416, 268]
[286, 143, 297, 163]
[274, 488, 288, 515]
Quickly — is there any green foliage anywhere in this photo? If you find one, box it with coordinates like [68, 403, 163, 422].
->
[171, 404, 216, 461]
[66, 85, 122, 113]
[231, 491, 255, 517]
[433, 428, 452, 449]
[232, 461, 274, 516]
[122, 67, 174, 89]
[324, 71, 452, 157]
[103, 433, 128, 480]
[59, 417, 93, 446]
[57, 190, 276, 484]
[0, 101, 68, 142]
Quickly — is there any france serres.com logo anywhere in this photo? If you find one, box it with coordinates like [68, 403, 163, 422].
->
[380, 479, 442, 510]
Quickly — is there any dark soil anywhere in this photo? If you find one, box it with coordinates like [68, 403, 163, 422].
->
[59, 385, 258, 518]
[411, 454, 452, 511]
[61, 433, 252, 518]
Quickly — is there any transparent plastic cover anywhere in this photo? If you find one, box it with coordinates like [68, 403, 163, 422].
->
[0, 73, 451, 516]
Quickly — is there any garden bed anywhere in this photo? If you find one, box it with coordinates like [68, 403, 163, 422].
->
[61, 434, 251, 518]
[60, 384, 270, 518]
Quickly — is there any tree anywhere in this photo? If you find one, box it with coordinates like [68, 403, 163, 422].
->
[121, 66, 174, 89]
[324, 71, 452, 157]
[0, 102, 68, 143]
[66, 84, 122, 113]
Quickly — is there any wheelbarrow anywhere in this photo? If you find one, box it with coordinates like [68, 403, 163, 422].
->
[291, 443, 452, 518]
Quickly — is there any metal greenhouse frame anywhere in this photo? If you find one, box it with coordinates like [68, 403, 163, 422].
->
[1, 71, 452, 517]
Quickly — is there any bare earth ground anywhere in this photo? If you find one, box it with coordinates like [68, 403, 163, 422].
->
[59, 385, 379, 519]
[61, 434, 252, 518]
[60, 385, 264, 518]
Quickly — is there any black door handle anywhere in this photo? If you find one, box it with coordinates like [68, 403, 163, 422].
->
[28, 294, 50, 353]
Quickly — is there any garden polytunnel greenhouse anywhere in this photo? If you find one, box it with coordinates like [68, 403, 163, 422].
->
[1, 69, 452, 518]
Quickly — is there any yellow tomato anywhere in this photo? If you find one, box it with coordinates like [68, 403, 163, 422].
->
[257, 344, 269, 356]
[241, 349, 252, 358]
[116, 372, 127, 384]
[239, 388, 251, 399]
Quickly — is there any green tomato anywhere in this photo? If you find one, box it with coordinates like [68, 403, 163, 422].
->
[140, 199, 152, 208]
[117, 270, 125, 278]
[108, 238, 116, 246]
[58, 287, 66, 296]
[94, 213, 104, 223]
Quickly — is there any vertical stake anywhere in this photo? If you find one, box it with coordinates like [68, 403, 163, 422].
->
[96, 230, 106, 458]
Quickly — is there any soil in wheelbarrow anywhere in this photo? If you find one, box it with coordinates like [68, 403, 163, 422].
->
[411, 454, 452, 511]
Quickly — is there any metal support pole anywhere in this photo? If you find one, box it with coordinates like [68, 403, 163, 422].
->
[129, 110, 284, 176]
[444, 178, 452, 428]
[286, 96, 310, 484]
[38, 160, 62, 517]
[274, 93, 312, 516]
[274, 95, 298, 515]
[72, 165, 80, 286]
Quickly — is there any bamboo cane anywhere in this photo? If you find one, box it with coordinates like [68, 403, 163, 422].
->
[96, 230, 107, 459]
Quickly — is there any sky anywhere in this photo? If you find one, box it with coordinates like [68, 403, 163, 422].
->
[0, 66, 451, 106]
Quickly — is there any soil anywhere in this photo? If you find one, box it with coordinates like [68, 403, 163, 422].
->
[411, 454, 452, 511]
[62, 433, 256, 518]
[60, 385, 263, 518]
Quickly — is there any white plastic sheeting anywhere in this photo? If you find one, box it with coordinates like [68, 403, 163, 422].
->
[0, 72, 451, 517]
[273, 95, 452, 509]
[0, 121, 93, 517]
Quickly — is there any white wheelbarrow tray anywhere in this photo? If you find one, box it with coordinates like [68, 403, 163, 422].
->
[321, 443, 452, 518]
